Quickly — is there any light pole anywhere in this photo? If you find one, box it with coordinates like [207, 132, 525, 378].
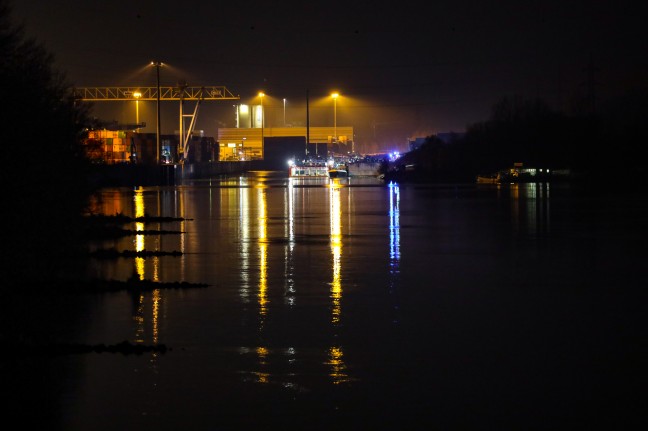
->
[306, 89, 310, 157]
[331, 92, 339, 145]
[283, 98, 286, 126]
[258, 92, 265, 158]
[151, 61, 163, 163]
[133, 91, 141, 132]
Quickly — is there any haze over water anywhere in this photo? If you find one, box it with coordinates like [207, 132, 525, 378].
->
[10, 173, 646, 429]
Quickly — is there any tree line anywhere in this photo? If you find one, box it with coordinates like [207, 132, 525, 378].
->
[387, 91, 648, 184]
[1, 0, 95, 282]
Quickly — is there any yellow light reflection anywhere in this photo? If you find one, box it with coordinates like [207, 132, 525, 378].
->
[239, 186, 250, 301]
[132, 189, 161, 353]
[330, 179, 342, 324]
[134, 191, 146, 280]
[152, 289, 160, 344]
[179, 188, 186, 281]
[258, 187, 268, 319]
[257, 346, 269, 361]
[152, 256, 160, 282]
[256, 346, 270, 383]
[134, 294, 145, 343]
[328, 180, 349, 383]
[327, 346, 350, 384]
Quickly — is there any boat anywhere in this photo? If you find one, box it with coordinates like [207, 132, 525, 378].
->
[476, 174, 500, 184]
[288, 159, 329, 177]
[328, 167, 348, 178]
[476, 163, 565, 184]
[327, 159, 349, 178]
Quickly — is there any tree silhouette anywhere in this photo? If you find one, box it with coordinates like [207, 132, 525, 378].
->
[1, 0, 94, 282]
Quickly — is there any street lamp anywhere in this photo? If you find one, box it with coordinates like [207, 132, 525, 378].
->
[331, 92, 339, 145]
[258, 92, 265, 158]
[133, 91, 141, 132]
[283, 98, 286, 126]
[151, 61, 163, 163]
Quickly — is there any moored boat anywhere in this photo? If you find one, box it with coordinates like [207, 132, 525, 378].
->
[476, 174, 500, 183]
[288, 159, 329, 177]
[476, 163, 569, 183]
[328, 167, 348, 178]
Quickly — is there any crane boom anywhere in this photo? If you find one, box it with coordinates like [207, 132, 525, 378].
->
[74, 86, 239, 101]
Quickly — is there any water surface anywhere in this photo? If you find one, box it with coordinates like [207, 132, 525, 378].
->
[8, 173, 647, 430]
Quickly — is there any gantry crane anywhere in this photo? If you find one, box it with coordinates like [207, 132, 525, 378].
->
[74, 85, 239, 162]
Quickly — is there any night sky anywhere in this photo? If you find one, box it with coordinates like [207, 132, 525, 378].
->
[10, 0, 648, 152]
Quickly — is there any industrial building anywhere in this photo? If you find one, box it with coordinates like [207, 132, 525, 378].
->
[217, 125, 354, 165]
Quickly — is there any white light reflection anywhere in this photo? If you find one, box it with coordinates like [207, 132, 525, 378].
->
[389, 182, 401, 265]
[524, 182, 551, 235]
[507, 183, 551, 236]
[388, 182, 401, 326]
[239, 178, 251, 302]
[284, 178, 296, 306]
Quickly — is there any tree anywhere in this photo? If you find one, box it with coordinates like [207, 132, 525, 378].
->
[0, 0, 94, 282]
[461, 95, 576, 174]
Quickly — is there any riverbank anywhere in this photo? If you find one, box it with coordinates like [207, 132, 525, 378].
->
[88, 161, 255, 187]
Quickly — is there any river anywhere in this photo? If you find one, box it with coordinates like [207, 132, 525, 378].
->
[6, 172, 646, 430]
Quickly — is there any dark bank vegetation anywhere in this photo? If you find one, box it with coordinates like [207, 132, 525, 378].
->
[84, 212, 190, 224]
[82, 213, 187, 259]
[83, 225, 186, 239]
[10, 339, 169, 357]
[16, 275, 208, 293]
[384, 92, 648, 187]
[84, 227, 186, 239]
[89, 248, 184, 258]
[1, 0, 96, 283]
[81, 212, 188, 239]
[0, 1, 203, 358]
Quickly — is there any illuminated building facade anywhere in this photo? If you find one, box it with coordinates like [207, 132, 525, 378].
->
[217, 126, 354, 162]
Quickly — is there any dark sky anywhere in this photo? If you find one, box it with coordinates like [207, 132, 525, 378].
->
[9, 0, 648, 152]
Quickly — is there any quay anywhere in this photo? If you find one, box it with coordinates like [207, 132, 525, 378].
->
[89, 160, 382, 187]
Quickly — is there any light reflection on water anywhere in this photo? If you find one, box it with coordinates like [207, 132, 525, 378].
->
[61, 178, 647, 429]
[330, 178, 343, 325]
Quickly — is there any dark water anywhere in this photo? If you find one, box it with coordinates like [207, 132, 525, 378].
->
[6, 172, 647, 430]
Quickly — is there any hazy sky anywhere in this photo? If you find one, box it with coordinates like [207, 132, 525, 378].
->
[9, 0, 648, 151]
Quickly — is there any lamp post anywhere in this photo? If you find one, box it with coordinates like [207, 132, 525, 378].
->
[133, 91, 141, 132]
[258, 92, 265, 159]
[283, 98, 286, 126]
[306, 89, 310, 157]
[151, 61, 163, 163]
[331, 92, 339, 145]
